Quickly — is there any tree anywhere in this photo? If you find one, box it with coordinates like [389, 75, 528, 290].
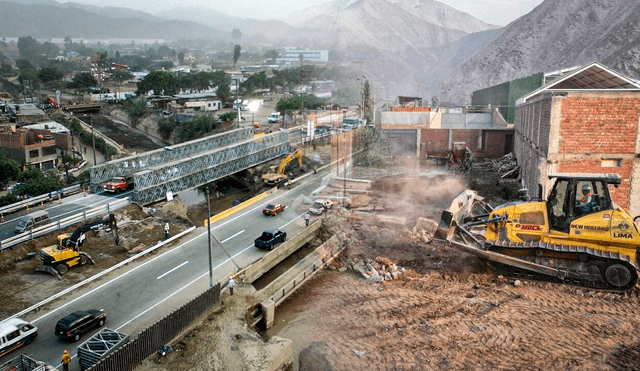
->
[15, 59, 34, 71]
[361, 80, 373, 125]
[71, 72, 97, 92]
[18, 68, 37, 84]
[124, 96, 147, 127]
[154, 60, 174, 70]
[41, 42, 59, 58]
[431, 95, 439, 107]
[0, 150, 20, 186]
[264, 50, 279, 61]
[38, 67, 63, 82]
[0, 62, 13, 77]
[231, 29, 242, 40]
[115, 50, 120, 58]
[217, 83, 231, 103]
[136, 70, 175, 95]
[177, 51, 185, 65]
[64, 36, 72, 52]
[17, 36, 39, 61]
[233, 45, 241, 68]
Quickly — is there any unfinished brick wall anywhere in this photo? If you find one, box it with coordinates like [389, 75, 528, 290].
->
[420, 129, 449, 158]
[514, 95, 553, 197]
[452, 130, 481, 153]
[484, 131, 507, 158]
[559, 97, 640, 154]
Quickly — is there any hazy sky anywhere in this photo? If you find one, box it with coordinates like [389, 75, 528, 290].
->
[76, 0, 545, 26]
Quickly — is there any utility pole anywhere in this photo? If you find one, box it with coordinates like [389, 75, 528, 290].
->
[235, 79, 240, 128]
[204, 187, 213, 288]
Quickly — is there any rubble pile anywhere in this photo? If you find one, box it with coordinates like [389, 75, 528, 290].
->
[474, 153, 519, 178]
[351, 257, 405, 282]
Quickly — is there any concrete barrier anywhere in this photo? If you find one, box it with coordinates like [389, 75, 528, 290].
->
[204, 188, 277, 227]
[238, 220, 322, 283]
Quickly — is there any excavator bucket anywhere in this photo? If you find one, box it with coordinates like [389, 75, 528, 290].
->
[434, 190, 486, 241]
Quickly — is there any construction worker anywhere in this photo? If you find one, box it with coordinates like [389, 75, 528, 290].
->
[228, 276, 236, 295]
[164, 223, 170, 239]
[61, 350, 71, 371]
[577, 183, 594, 215]
[304, 212, 310, 227]
[314, 165, 317, 175]
[287, 179, 291, 189]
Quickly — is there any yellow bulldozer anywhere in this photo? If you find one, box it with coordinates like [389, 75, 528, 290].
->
[434, 173, 640, 290]
[262, 149, 303, 185]
[36, 214, 119, 278]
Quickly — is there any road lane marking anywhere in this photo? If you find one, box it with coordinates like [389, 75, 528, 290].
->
[31, 175, 322, 323]
[221, 230, 244, 244]
[157, 261, 189, 280]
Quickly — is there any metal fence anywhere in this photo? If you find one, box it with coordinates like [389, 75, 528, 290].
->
[0, 198, 129, 251]
[0, 184, 81, 215]
[86, 284, 221, 371]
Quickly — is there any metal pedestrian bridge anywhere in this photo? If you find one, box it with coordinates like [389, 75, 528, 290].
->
[90, 128, 290, 204]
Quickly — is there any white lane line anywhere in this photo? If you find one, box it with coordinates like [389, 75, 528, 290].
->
[31, 231, 206, 323]
[157, 261, 189, 280]
[32, 175, 320, 323]
[221, 230, 244, 244]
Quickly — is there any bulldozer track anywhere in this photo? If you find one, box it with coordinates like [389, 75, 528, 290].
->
[489, 240, 638, 291]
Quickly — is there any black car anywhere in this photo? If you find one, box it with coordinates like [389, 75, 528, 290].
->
[55, 310, 107, 342]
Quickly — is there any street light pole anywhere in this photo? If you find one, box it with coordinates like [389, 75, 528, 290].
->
[204, 187, 213, 288]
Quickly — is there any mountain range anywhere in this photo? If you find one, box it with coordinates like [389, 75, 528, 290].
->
[0, 0, 639, 105]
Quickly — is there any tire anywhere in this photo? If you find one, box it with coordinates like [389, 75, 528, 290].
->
[98, 319, 105, 327]
[604, 263, 633, 288]
[56, 263, 68, 275]
[79, 255, 88, 265]
[269, 244, 274, 251]
[115, 188, 121, 194]
[282, 235, 287, 242]
[73, 333, 81, 342]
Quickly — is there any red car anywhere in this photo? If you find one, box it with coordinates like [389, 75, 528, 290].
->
[263, 204, 286, 216]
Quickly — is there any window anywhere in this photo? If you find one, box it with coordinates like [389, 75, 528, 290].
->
[21, 324, 34, 332]
[6, 330, 20, 341]
[601, 159, 622, 167]
[29, 149, 39, 158]
[42, 146, 57, 156]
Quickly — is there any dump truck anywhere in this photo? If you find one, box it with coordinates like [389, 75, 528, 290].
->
[37, 214, 119, 278]
[433, 173, 640, 291]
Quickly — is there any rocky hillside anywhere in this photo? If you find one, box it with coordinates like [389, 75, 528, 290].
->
[283, 0, 497, 34]
[438, 0, 640, 105]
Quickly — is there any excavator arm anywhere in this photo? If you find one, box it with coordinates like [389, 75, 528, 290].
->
[67, 214, 119, 249]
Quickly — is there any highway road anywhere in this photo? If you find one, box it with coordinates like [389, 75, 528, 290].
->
[8, 171, 327, 370]
[0, 190, 132, 242]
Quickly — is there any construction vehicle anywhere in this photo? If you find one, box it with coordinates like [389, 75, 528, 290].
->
[36, 214, 119, 278]
[447, 142, 474, 170]
[433, 173, 640, 291]
[262, 149, 303, 185]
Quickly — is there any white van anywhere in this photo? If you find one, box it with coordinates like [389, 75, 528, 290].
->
[0, 318, 38, 357]
[14, 210, 50, 234]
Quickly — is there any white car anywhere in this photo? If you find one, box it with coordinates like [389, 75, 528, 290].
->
[309, 199, 334, 215]
[267, 113, 282, 123]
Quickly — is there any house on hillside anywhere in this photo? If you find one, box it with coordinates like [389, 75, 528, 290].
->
[0, 125, 71, 171]
[514, 62, 640, 214]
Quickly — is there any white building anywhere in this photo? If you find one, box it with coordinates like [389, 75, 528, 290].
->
[276, 49, 329, 64]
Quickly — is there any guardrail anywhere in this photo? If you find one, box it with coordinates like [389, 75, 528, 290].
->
[0, 184, 82, 215]
[0, 197, 130, 251]
[6, 225, 195, 321]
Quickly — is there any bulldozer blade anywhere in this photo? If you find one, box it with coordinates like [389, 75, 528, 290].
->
[35, 265, 61, 280]
[434, 190, 484, 241]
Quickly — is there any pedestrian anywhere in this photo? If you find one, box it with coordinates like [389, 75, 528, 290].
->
[314, 165, 317, 175]
[304, 212, 310, 227]
[61, 350, 71, 371]
[164, 223, 170, 239]
[228, 276, 236, 295]
[84, 146, 87, 154]
[287, 179, 291, 189]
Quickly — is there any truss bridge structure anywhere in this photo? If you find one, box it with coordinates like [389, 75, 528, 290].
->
[90, 128, 290, 204]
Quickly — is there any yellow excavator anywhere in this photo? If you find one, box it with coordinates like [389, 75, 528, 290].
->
[434, 173, 640, 291]
[36, 214, 119, 278]
[262, 149, 303, 185]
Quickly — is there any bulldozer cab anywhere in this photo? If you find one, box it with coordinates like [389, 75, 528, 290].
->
[547, 174, 617, 233]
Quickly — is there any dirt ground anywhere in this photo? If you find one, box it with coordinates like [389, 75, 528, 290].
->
[265, 166, 640, 371]
[0, 202, 192, 318]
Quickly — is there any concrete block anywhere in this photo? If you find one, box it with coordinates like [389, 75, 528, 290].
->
[261, 299, 275, 329]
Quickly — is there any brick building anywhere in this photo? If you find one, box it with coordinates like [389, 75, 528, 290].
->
[0, 125, 71, 171]
[514, 62, 640, 214]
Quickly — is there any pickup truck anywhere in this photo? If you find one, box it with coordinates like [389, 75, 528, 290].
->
[254, 229, 287, 250]
[267, 113, 282, 123]
[309, 199, 334, 215]
[102, 176, 132, 193]
[262, 204, 286, 216]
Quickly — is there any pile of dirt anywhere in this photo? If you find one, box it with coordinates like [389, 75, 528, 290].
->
[0, 203, 193, 318]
